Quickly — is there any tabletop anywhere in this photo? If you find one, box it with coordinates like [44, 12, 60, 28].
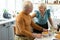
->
[34, 33, 59, 40]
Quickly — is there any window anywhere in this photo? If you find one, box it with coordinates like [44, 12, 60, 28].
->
[0, 0, 23, 18]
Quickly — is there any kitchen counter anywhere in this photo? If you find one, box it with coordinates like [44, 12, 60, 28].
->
[0, 18, 15, 25]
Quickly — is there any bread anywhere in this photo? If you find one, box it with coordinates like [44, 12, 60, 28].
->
[55, 34, 60, 39]
[42, 32, 49, 37]
[42, 32, 48, 34]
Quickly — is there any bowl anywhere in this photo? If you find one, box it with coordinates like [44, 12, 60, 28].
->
[42, 32, 49, 37]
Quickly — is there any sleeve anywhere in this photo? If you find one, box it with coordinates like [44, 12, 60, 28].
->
[47, 9, 50, 18]
[34, 10, 39, 18]
[31, 20, 43, 32]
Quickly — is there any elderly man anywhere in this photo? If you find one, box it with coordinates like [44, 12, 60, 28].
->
[15, 1, 47, 40]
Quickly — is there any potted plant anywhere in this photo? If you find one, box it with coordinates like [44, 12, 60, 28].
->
[3, 9, 11, 19]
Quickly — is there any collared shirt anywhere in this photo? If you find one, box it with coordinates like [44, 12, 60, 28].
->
[34, 9, 50, 25]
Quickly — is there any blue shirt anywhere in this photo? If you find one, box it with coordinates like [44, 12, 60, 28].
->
[34, 9, 50, 25]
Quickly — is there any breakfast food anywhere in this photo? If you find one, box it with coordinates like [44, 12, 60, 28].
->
[42, 32, 48, 34]
[55, 34, 60, 39]
[42, 32, 49, 37]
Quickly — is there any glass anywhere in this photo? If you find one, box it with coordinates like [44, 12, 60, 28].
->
[50, 26, 57, 35]
[57, 24, 60, 31]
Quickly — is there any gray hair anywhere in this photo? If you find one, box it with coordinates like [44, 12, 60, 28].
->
[23, 1, 33, 10]
[38, 3, 47, 9]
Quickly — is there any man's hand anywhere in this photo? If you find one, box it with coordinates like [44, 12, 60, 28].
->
[33, 33, 42, 38]
[43, 28, 48, 32]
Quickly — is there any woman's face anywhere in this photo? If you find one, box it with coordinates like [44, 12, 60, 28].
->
[39, 6, 45, 13]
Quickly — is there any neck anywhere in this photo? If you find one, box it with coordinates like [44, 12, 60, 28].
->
[39, 9, 46, 14]
[40, 11, 45, 15]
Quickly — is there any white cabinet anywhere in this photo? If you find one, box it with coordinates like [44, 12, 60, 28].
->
[1, 25, 8, 40]
[0, 25, 2, 40]
[8, 25, 14, 40]
[0, 21, 15, 40]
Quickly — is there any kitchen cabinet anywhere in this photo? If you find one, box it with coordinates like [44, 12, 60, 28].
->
[0, 25, 2, 40]
[0, 18, 15, 40]
[8, 24, 14, 40]
[1, 24, 8, 40]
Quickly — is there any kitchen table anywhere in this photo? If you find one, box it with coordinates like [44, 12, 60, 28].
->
[34, 33, 59, 40]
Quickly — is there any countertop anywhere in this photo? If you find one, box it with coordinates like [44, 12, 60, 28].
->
[34, 34, 58, 40]
[0, 18, 15, 25]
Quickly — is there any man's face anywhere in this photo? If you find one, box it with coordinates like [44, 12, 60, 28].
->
[25, 4, 33, 14]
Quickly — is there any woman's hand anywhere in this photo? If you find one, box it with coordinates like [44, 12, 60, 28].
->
[51, 26, 58, 31]
[54, 26, 58, 30]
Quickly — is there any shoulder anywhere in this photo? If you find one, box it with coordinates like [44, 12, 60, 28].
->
[46, 9, 50, 14]
[46, 9, 50, 12]
[34, 10, 40, 15]
[29, 15, 32, 19]
[46, 9, 50, 17]
[16, 12, 24, 20]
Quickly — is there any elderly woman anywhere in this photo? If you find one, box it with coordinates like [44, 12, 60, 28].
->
[31, 3, 54, 33]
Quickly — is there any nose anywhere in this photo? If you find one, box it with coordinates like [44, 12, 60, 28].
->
[28, 8, 32, 11]
[40, 9, 43, 10]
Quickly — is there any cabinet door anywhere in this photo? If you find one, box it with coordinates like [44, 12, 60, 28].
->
[8, 26, 14, 40]
[1, 26, 8, 40]
[0, 25, 2, 40]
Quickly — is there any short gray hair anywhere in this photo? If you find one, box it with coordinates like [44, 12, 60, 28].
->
[23, 1, 33, 10]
